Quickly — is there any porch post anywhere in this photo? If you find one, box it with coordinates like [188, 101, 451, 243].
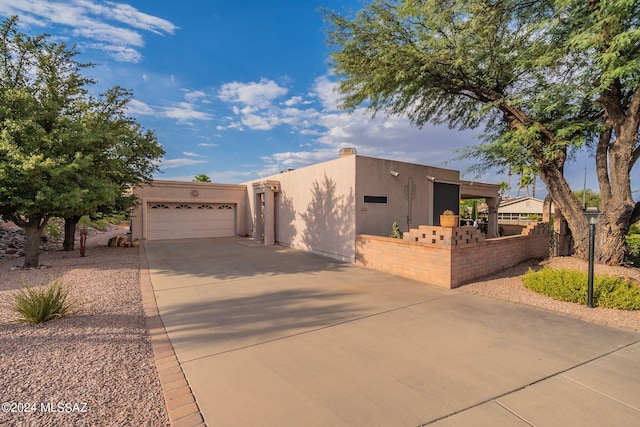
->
[486, 196, 500, 238]
[263, 189, 275, 245]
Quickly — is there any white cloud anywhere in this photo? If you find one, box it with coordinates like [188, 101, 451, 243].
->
[218, 78, 287, 107]
[162, 102, 213, 122]
[198, 143, 219, 147]
[81, 1, 178, 35]
[158, 158, 208, 169]
[88, 42, 142, 62]
[183, 89, 208, 102]
[262, 150, 338, 168]
[313, 75, 343, 111]
[126, 98, 155, 116]
[127, 99, 215, 125]
[240, 113, 280, 131]
[182, 151, 205, 157]
[0, 0, 178, 63]
[284, 96, 302, 106]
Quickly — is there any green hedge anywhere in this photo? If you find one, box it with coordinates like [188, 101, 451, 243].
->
[628, 234, 640, 266]
[523, 267, 640, 310]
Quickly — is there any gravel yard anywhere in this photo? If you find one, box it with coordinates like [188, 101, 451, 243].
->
[0, 227, 638, 426]
[0, 230, 169, 427]
[458, 256, 640, 332]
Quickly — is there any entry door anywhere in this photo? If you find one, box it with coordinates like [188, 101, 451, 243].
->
[432, 183, 460, 225]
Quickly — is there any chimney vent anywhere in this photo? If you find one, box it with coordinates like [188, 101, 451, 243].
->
[339, 147, 357, 157]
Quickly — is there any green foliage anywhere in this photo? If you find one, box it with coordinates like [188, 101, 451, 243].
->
[325, 0, 640, 265]
[629, 223, 640, 235]
[627, 235, 640, 266]
[193, 174, 211, 182]
[460, 199, 484, 219]
[94, 219, 109, 231]
[573, 189, 600, 210]
[44, 220, 62, 240]
[0, 17, 163, 265]
[523, 268, 640, 310]
[389, 221, 403, 238]
[12, 278, 80, 324]
[0, 17, 94, 226]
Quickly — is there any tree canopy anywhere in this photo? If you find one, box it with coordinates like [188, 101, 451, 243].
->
[193, 173, 211, 182]
[0, 17, 163, 266]
[325, 0, 640, 265]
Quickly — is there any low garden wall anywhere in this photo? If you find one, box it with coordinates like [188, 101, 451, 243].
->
[355, 222, 550, 288]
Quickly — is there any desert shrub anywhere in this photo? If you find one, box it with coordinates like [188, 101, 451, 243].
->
[627, 234, 640, 266]
[523, 267, 640, 310]
[93, 219, 110, 231]
[389, 221, 403, 238]
[12, 278, 81, 324]
[44, 219, 62, 240]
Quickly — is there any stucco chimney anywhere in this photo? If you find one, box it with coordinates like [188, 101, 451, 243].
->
[339, 147, 357, 157]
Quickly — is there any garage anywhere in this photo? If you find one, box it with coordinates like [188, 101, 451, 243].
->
[146, 202, 236, 240]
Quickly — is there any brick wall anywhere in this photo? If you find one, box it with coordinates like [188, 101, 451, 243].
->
[355, 223, 550, 288]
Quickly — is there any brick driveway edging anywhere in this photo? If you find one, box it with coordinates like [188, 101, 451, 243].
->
[139, 242, 206, 427]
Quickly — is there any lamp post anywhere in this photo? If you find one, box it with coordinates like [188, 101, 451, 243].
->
[583, 207, 601, 308]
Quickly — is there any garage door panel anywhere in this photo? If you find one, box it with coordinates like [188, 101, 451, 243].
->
[147, 203, 235, 240]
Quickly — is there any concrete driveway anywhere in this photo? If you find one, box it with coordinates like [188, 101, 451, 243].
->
[144, 237, 640, 426]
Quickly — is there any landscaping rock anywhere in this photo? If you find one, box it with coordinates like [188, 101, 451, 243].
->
[0, 222, 114, 261]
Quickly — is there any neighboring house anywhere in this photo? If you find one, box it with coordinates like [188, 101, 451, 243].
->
[132, 153, 501, 262]
[496, 197, 551, 222]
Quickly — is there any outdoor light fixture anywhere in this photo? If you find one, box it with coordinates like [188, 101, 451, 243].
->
[390, 170, 399, 177]
[583, 206, 601, 308]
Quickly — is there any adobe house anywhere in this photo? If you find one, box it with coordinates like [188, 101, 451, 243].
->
[131, 152, 501, 263]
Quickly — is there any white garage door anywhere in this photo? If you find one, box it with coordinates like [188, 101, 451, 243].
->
[147, 203, 236, 240]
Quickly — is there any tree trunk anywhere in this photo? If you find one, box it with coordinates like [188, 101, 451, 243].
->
[499, 90, 637, 266]
[532, 175, 536, 198]
[537, 162, 590, 257]
[63, 216, 81, 251]
[21, 219, 48, 268]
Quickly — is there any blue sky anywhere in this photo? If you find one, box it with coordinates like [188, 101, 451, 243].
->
[1, 0, 636, 199]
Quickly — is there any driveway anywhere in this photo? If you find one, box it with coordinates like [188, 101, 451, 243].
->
[144, 237, 640, 426]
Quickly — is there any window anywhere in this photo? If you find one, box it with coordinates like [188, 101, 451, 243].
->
[363, 196, 387, 204]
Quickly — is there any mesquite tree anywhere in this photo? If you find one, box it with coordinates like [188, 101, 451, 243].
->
[0, 17, 163, 266]
[325, 0, 640, 265]
[0, 17, 93, 267]
[60, 87, 163, 251]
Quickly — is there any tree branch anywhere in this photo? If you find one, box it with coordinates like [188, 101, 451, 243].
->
[596, 126, 613, 201]
[628, 86, 640, 121]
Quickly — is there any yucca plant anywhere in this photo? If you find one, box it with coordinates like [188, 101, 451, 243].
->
[12, 278, 81, 324]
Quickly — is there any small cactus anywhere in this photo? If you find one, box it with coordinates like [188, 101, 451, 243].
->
[389, 221, 403, 238]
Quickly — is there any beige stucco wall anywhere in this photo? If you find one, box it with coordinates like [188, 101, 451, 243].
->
[354, 156, 460, 236]
[244, 155, 464, 261]
[244, 155, 357, 262]
[131, 180, 249, 240]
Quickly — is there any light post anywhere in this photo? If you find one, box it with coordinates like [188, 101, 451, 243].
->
[583, 207, 601, 308]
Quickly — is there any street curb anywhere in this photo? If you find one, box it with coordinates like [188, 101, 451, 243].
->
[139, 242, 207, 427]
